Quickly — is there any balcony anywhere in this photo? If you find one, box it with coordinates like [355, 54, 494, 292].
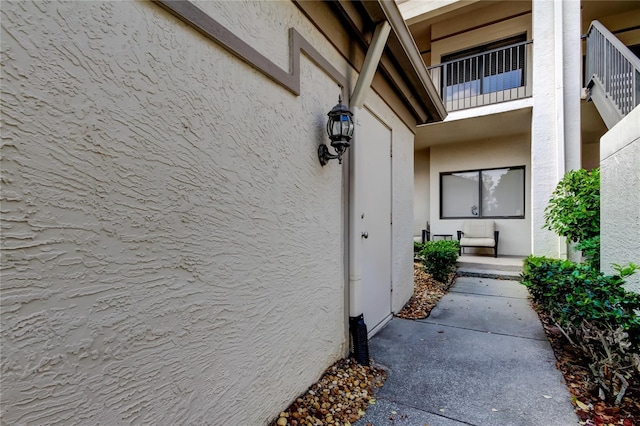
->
[428, 40, 533, 112]
[585, 20, 640, 129]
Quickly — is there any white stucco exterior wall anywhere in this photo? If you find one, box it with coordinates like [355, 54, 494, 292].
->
[414, 149, 430, 237]
[429, 134, 532, 257]
[530, 0, 581, 257]
[600, 106, 640, 293]
[560, 0, 582, 173]
[1, 1, 353, 424]
[391, 116, 417, 313]
[430, 3, 532, 64]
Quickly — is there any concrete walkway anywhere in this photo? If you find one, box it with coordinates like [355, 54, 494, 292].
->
[355, 275, 578, 426]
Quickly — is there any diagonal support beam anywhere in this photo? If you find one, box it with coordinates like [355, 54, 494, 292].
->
[350, 21, 391, 109]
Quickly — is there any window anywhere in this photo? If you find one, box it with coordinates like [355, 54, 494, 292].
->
[441, 34, 527, 101]
[440, 166, 525, 219]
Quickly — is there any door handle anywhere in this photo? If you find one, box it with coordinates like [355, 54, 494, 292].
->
[361, 231, 369, 239]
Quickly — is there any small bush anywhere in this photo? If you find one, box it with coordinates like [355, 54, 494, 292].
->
[521, 256, 640, 404]
[414, 241, 425, 253]
[522, 257, 640, 343]
[544, 168, 600, 243]
[520, 255, 575, 310]
[419, 240, 460, 283]
[576, 235, 601, 269]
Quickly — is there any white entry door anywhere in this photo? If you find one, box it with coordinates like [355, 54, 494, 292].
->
[358, 109, 392, 336]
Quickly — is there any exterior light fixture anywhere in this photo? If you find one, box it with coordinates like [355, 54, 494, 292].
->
[318, 96, 354, 166]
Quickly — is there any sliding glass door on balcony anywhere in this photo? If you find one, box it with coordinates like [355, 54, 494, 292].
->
[430, 38, 533, 111]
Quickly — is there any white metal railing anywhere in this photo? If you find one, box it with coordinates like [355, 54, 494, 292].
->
[428, 40, 533, 112]
[585, 20, 640, 119]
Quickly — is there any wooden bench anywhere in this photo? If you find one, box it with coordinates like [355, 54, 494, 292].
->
[457, 220, 499, 257]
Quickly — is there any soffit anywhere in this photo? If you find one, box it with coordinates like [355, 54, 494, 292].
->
[406, 0, 640, 53]
[581, 1, 640, 31]
[295, 0, 446, 125]
[361, 0, 447, 123]
[398, 0, 485, 26]
[406, 1, 531, 61]
[414, 106, 532, 150]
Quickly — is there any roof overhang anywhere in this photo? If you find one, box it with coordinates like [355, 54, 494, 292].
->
[372, 0, 448, 123]
[397, 0, 483, 25]
[294, 0, 447, 126]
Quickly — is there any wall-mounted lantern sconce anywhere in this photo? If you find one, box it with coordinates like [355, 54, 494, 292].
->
[318, 96, 354, 166]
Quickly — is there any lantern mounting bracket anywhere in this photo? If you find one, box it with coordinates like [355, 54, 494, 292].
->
[318, 144, 343, 166]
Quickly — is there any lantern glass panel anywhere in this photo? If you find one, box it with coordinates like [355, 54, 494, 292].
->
[331, 119, 342, 138]
[344, 115, 354, 137]
[331, 114, 353, 138]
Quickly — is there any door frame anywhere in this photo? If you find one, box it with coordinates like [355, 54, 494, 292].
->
[348, 105, 394, 338]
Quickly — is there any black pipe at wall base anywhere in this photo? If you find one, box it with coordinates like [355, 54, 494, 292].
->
[349, 314, 370, 366]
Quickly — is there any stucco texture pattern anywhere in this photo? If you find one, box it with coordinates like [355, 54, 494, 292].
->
[531, 0, 569, 258]
[391, 123, 416, 312]
[600, 107, 640, 293]
[1, 1, 348, 424]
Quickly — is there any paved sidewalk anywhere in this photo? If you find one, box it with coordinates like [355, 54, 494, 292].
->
[355, 275, 578, 426]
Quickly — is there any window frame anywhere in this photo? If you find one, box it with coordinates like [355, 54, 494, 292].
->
[439, 165, 526, 220]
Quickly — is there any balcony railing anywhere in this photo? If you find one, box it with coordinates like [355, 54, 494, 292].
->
[585, 20, 640, 128]
[428, 40, 533, 112]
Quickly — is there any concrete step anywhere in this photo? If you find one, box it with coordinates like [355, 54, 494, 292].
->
[456, 267, 522, 281]
[415, 255, 524, 281]
[457, 255, 524, 280]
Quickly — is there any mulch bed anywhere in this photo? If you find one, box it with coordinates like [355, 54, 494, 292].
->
[395, 262, 455, 319]
[534, 303, 640, 425]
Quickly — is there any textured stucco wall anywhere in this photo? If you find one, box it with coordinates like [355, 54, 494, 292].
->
[413, 149, 430, 237]
[530, 0, 560, 256]
[390, 115, 416, 313]
[429, 134, 532, 256]
[429, 1, 532, 65]
[531, 0, 581, 257]
[600, 106, 640, 293]
[1, 1, 351, 424]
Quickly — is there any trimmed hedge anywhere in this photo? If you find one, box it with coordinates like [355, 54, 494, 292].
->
[419, 240, 460, 283]
[521, 256, 640, 404]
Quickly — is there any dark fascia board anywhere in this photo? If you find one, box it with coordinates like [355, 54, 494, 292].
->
[294, 0, 417, 130]
[330, 0, 447, 123]
[294, 0, 446, 124]
[369, 1, 447, 123]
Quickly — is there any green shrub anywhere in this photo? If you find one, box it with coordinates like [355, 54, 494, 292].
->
[544, 168, 600, 243]
[532, 168, 639, 403]
[419, 240, 460, 283]
[414, 241, 425, 253]
[520, 255, 571, 307]
[575, 235, 601, 269]
[521, 256, 640, 404]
